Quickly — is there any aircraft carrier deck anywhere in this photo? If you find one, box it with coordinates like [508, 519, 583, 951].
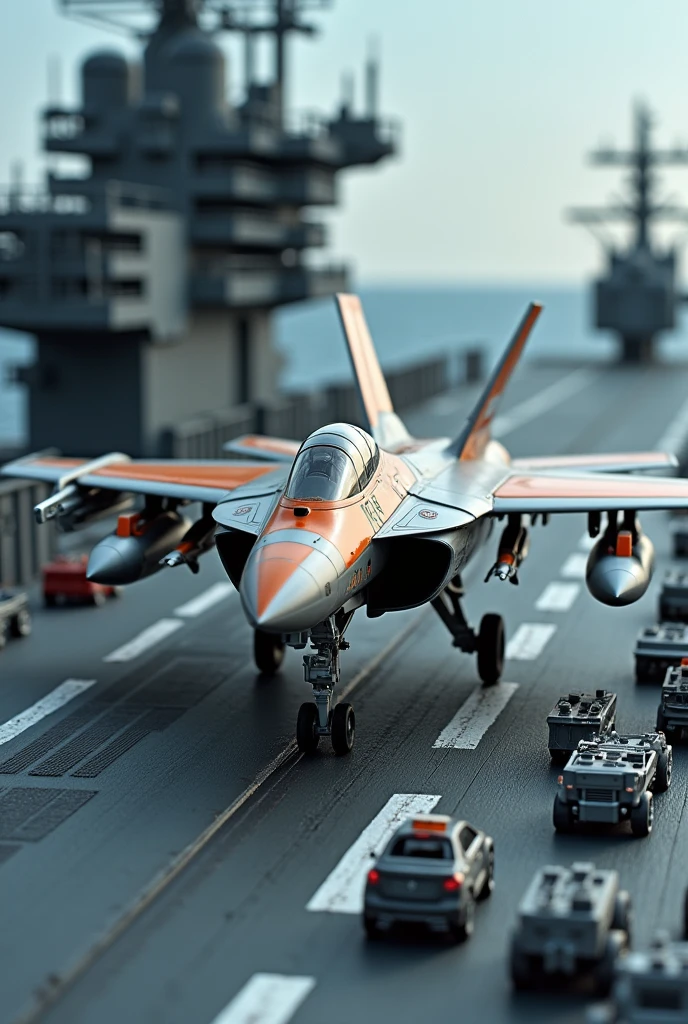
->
[2, 359, 688, 1024]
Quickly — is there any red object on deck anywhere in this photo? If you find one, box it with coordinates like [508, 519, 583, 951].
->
[42, 555, 118, 607]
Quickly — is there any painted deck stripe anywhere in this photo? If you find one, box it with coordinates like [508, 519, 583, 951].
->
[506, 623, 557, 660]
[655, 395, 688, 455]
[0, 679, 97, 747]
[103, 618, 183, 662]
[535, 582, 580, 612]
[433, 682, 518, 749]
[210, 974, 316, 1024]
[560, 552, 589, 579]
[174, 582, 235, 618]
[493, 369, 596, 437]
[307, 793, 441, 914]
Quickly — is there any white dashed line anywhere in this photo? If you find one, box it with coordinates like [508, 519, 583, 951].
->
[210, 974, 316, 1024]
[560, 552, 589, 579]
[174, 582, 235, 618]
[103, 618, 183, 662]
[307, 793, 441, 914]
[535, 582, 581, 612]
[493, 369, 596, 437]
[506, 623, 557, 660]
[0, 679, 97, 747]
[433, 683, 518, 749]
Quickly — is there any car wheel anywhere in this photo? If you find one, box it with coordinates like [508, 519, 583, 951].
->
[11, 609, 32, 638]
[296, 702, 319, 755]
[630, 792, 653, 837]
[595, 935, 620, 996]
[656, 706, 668, 733]
[363, 915, 380, 940]
[477, 614, 505, 686]
[611, 891, 632, 945]
[254, 629, 285, 675]
[654, 748, 672, 793]
[44, 593, 56, 609]
[476, 846, 494, 901]
[0, 620, 8, 650]
[510, 943, 532, 991]
[553, 797, 574, 833]
[451, 895, 475, 943]
[331, 703, 355, 755]
[549, 749, 569, 766]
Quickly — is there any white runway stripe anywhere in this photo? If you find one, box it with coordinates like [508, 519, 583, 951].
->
[535, 582, 580, 612]
[433, 683, 518, 749]
[210, 974, 315, 1024]
[174, 582, 235, 618]
[307, 793, 441, 914]
[0, 679, 97, 747]
[560, 552, 589, 579]
[103, 618, 183, 662]
[493, 369, 596, 437]
[506, 623, 557, 660]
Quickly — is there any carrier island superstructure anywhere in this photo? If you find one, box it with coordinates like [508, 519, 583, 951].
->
[0, 0, 397, 455]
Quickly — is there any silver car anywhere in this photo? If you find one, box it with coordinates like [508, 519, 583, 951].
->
[363, 814, 494, 942]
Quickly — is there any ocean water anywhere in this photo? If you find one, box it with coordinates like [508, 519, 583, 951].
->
[3, 283, 688, 444]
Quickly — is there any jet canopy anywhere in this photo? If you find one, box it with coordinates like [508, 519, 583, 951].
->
[285, 423, 380, 502]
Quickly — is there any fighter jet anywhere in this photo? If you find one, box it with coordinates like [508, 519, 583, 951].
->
[5, 295, 688, 756]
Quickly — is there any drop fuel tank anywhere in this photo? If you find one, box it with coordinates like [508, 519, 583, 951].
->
[87, 510, 191, 585]
[586, 529, 654, 607]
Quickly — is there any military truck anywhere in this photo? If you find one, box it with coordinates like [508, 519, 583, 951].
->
[588, 934, 688, 1022]
[510, 862, 631, 994]
[658, 571, 688, 622]
[656, 660, 688, 741]
[634, 624, 688, 683]
[547, 690, 617, 764]
[553, 733, 672, 837]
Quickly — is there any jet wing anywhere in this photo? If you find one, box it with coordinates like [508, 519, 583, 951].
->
[222, 435, 300, 462]
[493, 469, 688, 514]
[0, 453, 284, 505]
[511, 452, 678, 474]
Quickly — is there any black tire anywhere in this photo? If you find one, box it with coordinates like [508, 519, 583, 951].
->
[331, 702, 355, 756]
[553, 796, 575, 833]
[296, 702, 319, 755]
[0, 620, 7, 650]
[510, 944, 532, 991]
[363, 915, 380, 940]
[476, 846, 494, 901]
[654, 747, 672, 793]
[477, 613, 505, 686]
[450, 896, 475, 943]
[549, 749, 569, 766]
[595, 935, 619, 997]
[611, 891, 632, 945]
[44, 593, 56, 609]
[630, 792, 653, 837]
[656, 706, 668, 734]
[10, 609, 31, 638]
[254, 629, 285, 675]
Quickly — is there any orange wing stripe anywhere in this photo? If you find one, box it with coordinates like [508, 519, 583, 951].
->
[336, 293, 394, 429]
[497, 474, 688, 500]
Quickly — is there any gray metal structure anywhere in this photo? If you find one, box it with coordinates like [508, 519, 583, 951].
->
[546, 689, 617, 764]
[0, 0, 397, 456]
[569, 104, 688, 363]
[656, 661, 688, 740]
[658, 569, 688, 622]
[634, 623, 688, 683]
[589, 934, 688, 1023]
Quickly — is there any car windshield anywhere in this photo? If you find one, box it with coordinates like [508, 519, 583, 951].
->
[286, 445, 360, 501]
[389, 838, 453, 860]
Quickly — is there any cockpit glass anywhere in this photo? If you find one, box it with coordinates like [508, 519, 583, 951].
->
[286, 445, 361, 501]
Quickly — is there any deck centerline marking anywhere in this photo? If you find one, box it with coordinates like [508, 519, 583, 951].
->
[210, 974, 315, 1024]
[11, 609, 429, 1024]
[433, 683, 518, 749]
[535, 582, 581, 612]
[306, 793, 441, 914]
[560, 552, 588, 579]
[493, 369, 596, 437]
[505, 623, 557, 660]
[0, 679, 97, 747]
[174, 582, 235, 618]
[103, 618, 184, 662]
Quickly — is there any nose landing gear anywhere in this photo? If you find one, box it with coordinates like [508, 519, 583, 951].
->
[297, 615, 356, 755]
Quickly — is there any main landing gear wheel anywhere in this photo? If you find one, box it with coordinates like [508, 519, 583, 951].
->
[331, 702, 355, 755]
[477, 613, 505, 686]
[296, 702, 320, 755]
[254, 629, 285, 675]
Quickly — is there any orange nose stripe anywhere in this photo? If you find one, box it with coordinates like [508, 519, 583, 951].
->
[255, 542, 313, 618]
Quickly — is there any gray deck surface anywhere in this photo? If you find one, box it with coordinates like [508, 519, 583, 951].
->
[1, 360, 688, 1024]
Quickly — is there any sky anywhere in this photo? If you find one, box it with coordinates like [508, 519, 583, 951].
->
[3, 1, 688, 282]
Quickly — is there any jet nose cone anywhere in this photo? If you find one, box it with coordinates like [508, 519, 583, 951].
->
[86, 542, 127, 585]
[240, 541, 334, 633]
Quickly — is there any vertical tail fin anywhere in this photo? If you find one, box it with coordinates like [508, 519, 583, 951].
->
[449, 302, 543, 460]
[335, 293, 411, 449]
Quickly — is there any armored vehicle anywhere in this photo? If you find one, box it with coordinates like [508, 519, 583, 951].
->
[363, 814, 494, 943]
[634, 625, 688, 683]
[547, 690, 617, 764]
[0, 589, 31, 649]
[588, 934, 688, 1022]
[658, 571, 688, 622]
[656, 660, 688, 741]
[510, 862, 631, 993]
[553, 733, 672, 837]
